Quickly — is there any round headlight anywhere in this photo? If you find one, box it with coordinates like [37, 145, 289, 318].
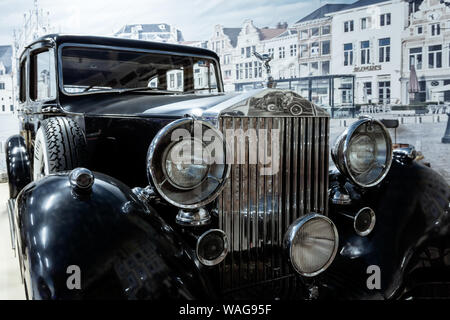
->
[284, 213, 338, 277]
[332, 118, 392, 187]
[163, 138, 210, 190]
[147, 118, 230, 209]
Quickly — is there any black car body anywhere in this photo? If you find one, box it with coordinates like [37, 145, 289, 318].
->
[5, 34, 450, 300]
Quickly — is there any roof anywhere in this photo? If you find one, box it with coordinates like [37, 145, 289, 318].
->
[257, 28, 286, 40]
[296, 3, 348, 23]
[222, 28, 241, 47]
[0, 45, 12, 74]
[33, 34, 218, 61]
[333, 0, 390, 12]
[115, 23, 172, 34]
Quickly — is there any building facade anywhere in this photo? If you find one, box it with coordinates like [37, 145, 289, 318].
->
[12, 0, 54, 112]
[401, 0, 450, 104]
[231, 20, 286, 91]
[294, 3, 355, 110]
[330, 0, 409, 106]
[0, 46, 14, 113]
[114, 23, 184, 43]
[208, 25, 241, 92]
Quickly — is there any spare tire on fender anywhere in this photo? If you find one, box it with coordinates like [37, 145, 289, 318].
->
[33, 117, 88, 181]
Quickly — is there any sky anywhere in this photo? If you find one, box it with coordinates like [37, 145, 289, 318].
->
[0, 0, 355, 45]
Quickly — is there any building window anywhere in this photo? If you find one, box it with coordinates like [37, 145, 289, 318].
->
[246, 47, 251, 58]
[409, 47, 422, 70]
[249, 62, 253, 79]
[360, 40, 370, 65]
[310, 62, 319, 76]
[428, 45, 442, 68]
[10, 105, 13, 112]
[236, 64, 239, 80]
[311, 27, 319, 37]
[431, 23, 440, 36]
[379, 38, 390, 62]
[417, 26, 423, 34]
[311, 42, 319, 56]
[300, 29, 308, 39]
[290, 44, 297, 57]
[344, 43, 353, 66]
[322, 61, 330, 75]
[177, 73, 182, 88]
[0, 82, 4, 90]
[364, 82, 372, 95]
[279, 47, 285, 59]
[322, 40, 330, 55]
[268, 48, 274, 58]
[300, 44, 308, 58]
[344, 20, 354, 32]
[300, 63, 308, 77]
[361, 17, 371, 30]
[380, 13, 391, 26]
[322, 25, 330, 35]
[378, 81, 391, 105]
[2, 105, 4, 112]
[169, 74, 175, 88]
[241, 48, 245, 58]
[244, 63, 248, 78]
[224, 54, 231, 65]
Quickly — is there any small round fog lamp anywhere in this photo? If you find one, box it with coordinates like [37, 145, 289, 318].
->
[196, 229, 228, 266]
[284, 213, 338, 277]
[354, 207, 376, 236]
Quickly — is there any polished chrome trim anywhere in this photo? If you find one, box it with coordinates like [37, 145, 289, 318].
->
[283, 213, 339, 277]
[7, 199, 16, 251]
[176, 208, 211, 226]
[147, 118, 230, 209]
[217, 113, 329, 290]
[354, 207, 376, 237]
[331, 117, 393, 188]
[196, 229, 229, 266]
[68, 167, 95, 191]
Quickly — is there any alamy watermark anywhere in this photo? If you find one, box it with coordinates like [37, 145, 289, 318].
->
[169, 121, 280, 175]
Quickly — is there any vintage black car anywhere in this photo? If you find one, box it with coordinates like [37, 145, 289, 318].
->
[5, 34, 450, 300]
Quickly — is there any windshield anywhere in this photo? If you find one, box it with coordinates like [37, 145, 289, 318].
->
[60, 46, 220, 94]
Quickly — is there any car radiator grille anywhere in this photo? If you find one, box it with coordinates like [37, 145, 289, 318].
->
[217, 115, 329, 294]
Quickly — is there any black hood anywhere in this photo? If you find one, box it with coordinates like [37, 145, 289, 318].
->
[61, 92, 240, 117]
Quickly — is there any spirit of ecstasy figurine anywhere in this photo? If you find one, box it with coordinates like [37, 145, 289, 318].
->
[253, 51, 276, 88]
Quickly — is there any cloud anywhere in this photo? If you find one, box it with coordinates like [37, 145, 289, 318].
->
[0, 0, 354, 45]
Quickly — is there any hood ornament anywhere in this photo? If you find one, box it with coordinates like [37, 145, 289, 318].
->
[254, 51, 276, 89]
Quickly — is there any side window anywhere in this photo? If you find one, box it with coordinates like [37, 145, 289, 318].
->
[19, 58, 27, 102]
[30, 49, 56, 101]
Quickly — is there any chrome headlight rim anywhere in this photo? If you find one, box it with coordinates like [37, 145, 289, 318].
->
[354, 207, 376, 237]
[147, 117, 230, 209]
[332, 118, 393, 188]
[284, 213, 339, 277]
[196, 229, 229, 266]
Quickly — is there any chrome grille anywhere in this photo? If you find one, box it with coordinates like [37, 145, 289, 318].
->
[218, 115, 329, 293]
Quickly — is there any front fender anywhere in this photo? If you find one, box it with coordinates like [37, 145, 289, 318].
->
[5, 135, 31, 199]
[15, 171, 211, 299]
[324, 159, 450, 299]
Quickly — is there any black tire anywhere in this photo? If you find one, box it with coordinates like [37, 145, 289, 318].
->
[33, 117, 88, 180]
